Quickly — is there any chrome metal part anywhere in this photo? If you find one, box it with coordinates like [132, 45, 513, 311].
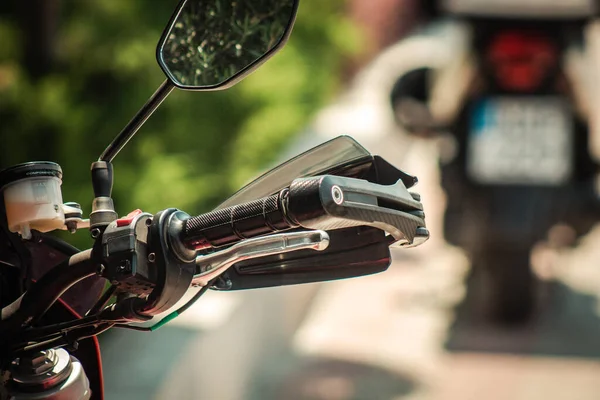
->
[61, 203, 90, 233]
[331, 185, 344, 205]
[192, 230, 330, 287]
[89, 196, 118, 228]
[9, 349, 91, 399]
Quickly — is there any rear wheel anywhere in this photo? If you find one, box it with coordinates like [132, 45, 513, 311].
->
[474, 246, 536, 325]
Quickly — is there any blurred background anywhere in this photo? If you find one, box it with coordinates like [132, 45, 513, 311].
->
[3, 0, 600, 399]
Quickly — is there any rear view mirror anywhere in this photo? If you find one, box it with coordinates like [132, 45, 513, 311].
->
[99, 0, 298, 162]
[390, 67, 440, 134]
[157, 0, 299, 90]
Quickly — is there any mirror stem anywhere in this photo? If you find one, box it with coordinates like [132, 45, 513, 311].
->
[99, 79, 175, 162]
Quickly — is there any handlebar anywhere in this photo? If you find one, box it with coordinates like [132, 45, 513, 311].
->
[180, 175, 427, 250]
[0, 175, 428, 355]
[181, 190, 297, 249]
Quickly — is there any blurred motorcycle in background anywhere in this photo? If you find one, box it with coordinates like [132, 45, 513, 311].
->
[0, 0, 430, 398]
[391, 0, 600, 324]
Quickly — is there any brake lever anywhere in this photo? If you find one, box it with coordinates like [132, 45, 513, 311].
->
[191, 230, 330, 287]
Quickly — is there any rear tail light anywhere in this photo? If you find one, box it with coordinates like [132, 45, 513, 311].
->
[487, 30, 558, 92]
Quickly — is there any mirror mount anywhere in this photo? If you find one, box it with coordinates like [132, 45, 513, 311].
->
[91, 79, 174, 229]
[99, 79, 175, 164]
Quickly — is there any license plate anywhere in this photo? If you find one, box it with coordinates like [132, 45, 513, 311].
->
[441, 0, 596, 18]
[466, 97, 573, 186]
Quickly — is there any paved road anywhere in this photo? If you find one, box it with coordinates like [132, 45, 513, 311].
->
[99, 283, 320, 400]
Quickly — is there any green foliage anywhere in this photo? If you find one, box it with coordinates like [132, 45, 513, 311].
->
[0, 0, 361, 249]
[163, 0, 295, 87]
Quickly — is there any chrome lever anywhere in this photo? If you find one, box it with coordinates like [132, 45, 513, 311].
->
[192, 230, 330, 287]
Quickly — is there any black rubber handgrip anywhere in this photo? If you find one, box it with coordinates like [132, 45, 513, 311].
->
[182, 191, 297, 249]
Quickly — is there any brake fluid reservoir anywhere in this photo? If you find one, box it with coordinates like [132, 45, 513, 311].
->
[0, 162, 65, 238]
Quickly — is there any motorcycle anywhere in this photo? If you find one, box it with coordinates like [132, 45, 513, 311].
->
[390, 1, 600, 323]
[0, 0, 429, 398]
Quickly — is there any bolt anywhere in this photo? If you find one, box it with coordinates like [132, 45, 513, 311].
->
[68, 340, 79, 352]
[145, 218, 153, 227]
[117, 260, 132, 274]
[331, 185, 344, 205]
[54, 204, 59, 212]
[66, 221, 78, 234]
[148, 253, 156, 263]
[65, 202, 82, 210]
[216, 276, 233, 290]
[200, 264, 211, 273]
[90, 228, 101, 239]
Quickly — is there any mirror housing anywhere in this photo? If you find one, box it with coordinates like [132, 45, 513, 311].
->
[390, 67, 440, 135]
[157, 0, 299, 90]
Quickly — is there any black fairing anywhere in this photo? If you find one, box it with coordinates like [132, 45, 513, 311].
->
[312, 155, 418, 189]
[217, 136, 418, 210]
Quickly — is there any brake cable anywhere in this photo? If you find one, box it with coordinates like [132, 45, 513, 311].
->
[114, 280, 214, 332]
[0, 250, 98, 338]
